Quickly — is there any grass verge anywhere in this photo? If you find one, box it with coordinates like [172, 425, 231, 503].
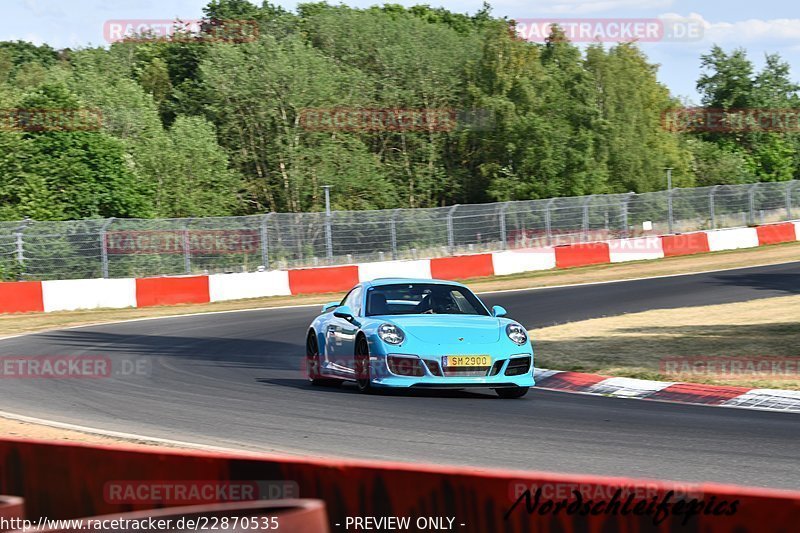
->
[1, 240, 799, 338]
[532, 294, 800, 389]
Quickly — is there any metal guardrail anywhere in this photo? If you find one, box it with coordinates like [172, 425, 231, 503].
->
[1, 180, 799, 281]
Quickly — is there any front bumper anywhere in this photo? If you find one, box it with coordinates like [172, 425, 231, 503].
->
[369, 354, 535, 389]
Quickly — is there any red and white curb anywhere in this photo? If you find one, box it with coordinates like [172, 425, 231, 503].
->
[534, 368, 800, 413]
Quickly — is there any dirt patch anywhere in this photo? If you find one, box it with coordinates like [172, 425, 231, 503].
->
[0, 415, 178, 449]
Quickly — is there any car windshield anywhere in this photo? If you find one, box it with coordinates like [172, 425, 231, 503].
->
[365, 283, 490, 316]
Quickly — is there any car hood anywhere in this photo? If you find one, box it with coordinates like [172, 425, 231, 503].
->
[382, 315, 502, 344]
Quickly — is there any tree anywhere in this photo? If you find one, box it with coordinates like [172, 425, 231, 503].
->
[697, 46, 754, 109]
[14, 81, 147, 219]
[696, 47, 799, 182]
[585, 43, 691, 192]
[156, 115, 243, 217]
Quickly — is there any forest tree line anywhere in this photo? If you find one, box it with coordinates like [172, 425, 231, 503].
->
[1, 0, 799, 221]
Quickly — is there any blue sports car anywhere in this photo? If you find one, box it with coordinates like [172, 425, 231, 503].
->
[306, 278, 534, 398]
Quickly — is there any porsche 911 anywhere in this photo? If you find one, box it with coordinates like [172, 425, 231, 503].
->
[306, 278, 534, 398]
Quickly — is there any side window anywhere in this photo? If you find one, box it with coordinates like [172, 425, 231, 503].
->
[340, 286, 362, 316]
[339, 289, 354, 307]
[349, 287, 363, 316]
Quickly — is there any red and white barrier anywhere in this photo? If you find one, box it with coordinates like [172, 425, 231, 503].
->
[491, 249, 556, 276]
[706, 227, 760, 252]
[357, 259, 432, 281]
[554, 242, 610, 269]
[608, 236, 664, 263]
[42, 278, 137, 312]
[1, 221, 798, 314]
[208, 270, 291, 302]
[661, 231, 710, 256]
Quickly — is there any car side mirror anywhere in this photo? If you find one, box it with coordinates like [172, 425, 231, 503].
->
[321, 301, 339, 313]
[492, 305, 507, 317]
[333, 305, 355, 321]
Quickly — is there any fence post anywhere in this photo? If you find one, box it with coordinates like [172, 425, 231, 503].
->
[581, 196, 592, 241]
[390, 209, 400, 260]
[709, 185, 720, 229]
[621, 193, 634, 238]
[499, 202, 510, 250]
[667, 188, 675, 234]
[183, 221, 192, 274]
[260, 213, 274, 270]
[325, 212, 333, 262]
[747, 183, 758, 225]
[99, 217, 115, 279]
[785, 182, 795, 220]
[14, 232, 23, 265]
[545, 198, 555, 246]
[446, 205, 459, 254]
[12, 218, 30, 277]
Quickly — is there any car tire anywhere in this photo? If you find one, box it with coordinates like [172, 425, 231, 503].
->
[354, 336, 373, 394]
[306, 332, 339, 386]
[496, 386, 529, 399]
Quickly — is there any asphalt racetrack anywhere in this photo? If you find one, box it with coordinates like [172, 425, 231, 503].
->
[1, 262, 798, 489]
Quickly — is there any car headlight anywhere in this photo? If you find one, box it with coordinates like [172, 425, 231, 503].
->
[506, 324, 528, 345]
[378, 323, 405, 345]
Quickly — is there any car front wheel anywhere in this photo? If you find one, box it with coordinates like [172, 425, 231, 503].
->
[354, 336, 373, 394]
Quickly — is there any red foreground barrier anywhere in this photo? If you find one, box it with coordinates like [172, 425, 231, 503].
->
[0, 438, 798, 532]
[0, 496, 24, 530]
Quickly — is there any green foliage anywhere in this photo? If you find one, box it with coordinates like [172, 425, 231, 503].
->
[157, 115, 242, 216]
[687, 139, 753, 186]
[0, 83, 150, 220]
[696, 46, 800, 184]
[0, 41, 58, 69]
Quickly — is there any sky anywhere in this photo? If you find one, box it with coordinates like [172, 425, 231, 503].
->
[3, 0, 800, 103]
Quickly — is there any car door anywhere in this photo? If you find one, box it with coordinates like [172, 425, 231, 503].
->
[324, 286, 362, 373]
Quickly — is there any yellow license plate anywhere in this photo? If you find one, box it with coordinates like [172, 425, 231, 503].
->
[445, 355, 491, 367]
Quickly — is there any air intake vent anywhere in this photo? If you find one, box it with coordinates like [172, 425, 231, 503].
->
[505, 356, 532, 376]
[388, 356, 424, 377]
[424, 359, 443, 377]
[489, 360, 505, 376]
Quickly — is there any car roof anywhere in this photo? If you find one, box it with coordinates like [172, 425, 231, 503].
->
[363, 278, 468, 289]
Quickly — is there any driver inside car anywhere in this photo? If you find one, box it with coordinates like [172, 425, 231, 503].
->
[419, 289, 458, 314]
